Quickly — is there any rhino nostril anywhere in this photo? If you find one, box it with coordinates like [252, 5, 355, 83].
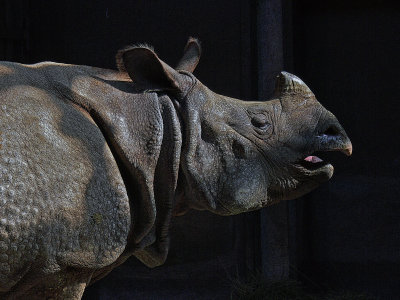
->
[323, 125, 340, 136]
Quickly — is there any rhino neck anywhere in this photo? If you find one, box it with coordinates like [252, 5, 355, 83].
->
[169, 84, 220, 214]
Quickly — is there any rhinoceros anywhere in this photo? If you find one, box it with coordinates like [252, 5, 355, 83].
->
[0, 38, 352, 299]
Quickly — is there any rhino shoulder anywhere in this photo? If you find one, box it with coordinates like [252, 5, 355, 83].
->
[0, 82, 131, 291]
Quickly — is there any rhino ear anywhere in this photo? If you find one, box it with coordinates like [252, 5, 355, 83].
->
[175, 37, 202, 73]
[117, 46, 181, 91]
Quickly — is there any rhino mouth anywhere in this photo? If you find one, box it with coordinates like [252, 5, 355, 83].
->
[294, 128, 353, 175]
[294, 146, 351, 177]
[293, 153, 332, 183]
[297, 152, 331, 171]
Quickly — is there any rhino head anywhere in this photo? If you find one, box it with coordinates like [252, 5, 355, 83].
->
[118, 38, 352, 217]
[177, 72, 353, 216]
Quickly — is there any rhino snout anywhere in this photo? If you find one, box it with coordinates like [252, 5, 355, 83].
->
[317, 123, 353, 156]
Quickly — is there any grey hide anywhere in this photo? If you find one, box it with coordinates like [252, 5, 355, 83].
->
[0, 38, 352, 299]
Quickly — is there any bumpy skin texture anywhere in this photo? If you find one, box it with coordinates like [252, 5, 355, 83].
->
[0, 63, 132, 298]
[0, 38, 351, 299]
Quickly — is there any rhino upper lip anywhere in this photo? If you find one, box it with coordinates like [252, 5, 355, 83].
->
[316, 132, 353, 156]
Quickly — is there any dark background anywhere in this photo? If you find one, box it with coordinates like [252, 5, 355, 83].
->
[1, 0, 399, 299]
[291, 1, 400, 298]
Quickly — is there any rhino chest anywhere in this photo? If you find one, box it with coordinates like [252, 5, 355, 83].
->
[0, 86, 131, 287]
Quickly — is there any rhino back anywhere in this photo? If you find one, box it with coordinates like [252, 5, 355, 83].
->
[0, 62, 130, 291]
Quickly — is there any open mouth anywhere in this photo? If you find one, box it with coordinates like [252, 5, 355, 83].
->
[295, 143, 352, 174]
[296, 152, 332, 171]
[295, 132, 353, 173]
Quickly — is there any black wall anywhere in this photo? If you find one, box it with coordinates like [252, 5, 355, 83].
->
[290, 1, 400, 298]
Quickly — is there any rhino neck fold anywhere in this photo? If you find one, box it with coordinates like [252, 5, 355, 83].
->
[171, 86, 220, 213]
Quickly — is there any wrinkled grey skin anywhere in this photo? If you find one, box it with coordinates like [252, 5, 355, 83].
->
[0, 38, 351, 299]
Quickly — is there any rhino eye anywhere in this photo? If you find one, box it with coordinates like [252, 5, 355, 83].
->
[251, 114, 270, 130]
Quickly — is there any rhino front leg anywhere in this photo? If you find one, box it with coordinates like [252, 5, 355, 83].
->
[3, 269, 93, 300]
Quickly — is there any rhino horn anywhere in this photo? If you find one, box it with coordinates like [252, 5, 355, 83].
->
[274, 71, 314, 97]
[175, 37, 202, 73]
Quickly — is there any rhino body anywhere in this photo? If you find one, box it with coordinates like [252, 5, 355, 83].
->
[0, 39, 351, 299]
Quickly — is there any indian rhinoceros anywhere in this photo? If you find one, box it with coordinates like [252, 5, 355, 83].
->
[0, 38, 352, 299]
